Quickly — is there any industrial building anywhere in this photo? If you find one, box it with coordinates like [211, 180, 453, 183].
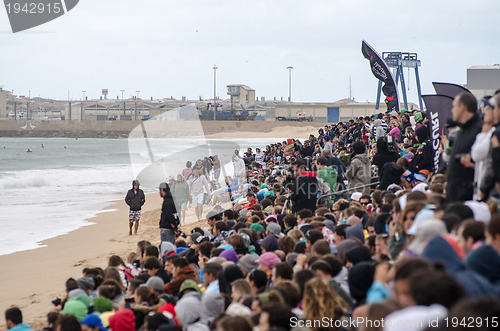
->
[270, 99, 417, 122]
[466, 65, 500, 99]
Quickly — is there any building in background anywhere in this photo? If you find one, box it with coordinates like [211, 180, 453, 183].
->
[227, 84, 255, 106]
[466, 65, 500, 99]
[0, 88, 8, 120]
[272, 99, 417, 122]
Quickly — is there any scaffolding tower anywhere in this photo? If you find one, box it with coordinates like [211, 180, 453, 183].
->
[376, 52, 423, 111]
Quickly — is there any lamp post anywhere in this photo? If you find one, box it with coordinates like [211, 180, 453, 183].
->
[287, 66, 293, 119]
[213, 65, 218, 120]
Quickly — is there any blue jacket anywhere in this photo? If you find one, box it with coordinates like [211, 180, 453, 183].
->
[10, 324, 33, 331]
[422, 236, 496, 297]
[465, 244, 500, 289]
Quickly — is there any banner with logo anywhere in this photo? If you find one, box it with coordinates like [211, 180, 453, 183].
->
[361, 40, 399, 113]
[422, 94, 454, 172]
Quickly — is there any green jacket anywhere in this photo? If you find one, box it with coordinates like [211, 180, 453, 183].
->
[317, 166, 338, 200]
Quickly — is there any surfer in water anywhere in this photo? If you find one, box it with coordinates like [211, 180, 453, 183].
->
[27, 149, 32, 153]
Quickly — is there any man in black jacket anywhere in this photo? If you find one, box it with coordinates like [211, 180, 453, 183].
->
[446, 92, 482, 202]
[159, 182, 179, 244]
[290, 159, 318, 214]
[125, 180, 145, 235]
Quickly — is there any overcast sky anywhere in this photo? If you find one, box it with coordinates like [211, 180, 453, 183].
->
[1, 0, 499, 104]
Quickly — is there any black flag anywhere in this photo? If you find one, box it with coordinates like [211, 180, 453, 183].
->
[422, 94, 454, 172]
[432, 82, 471, 99]
[361, 40, 399, 113]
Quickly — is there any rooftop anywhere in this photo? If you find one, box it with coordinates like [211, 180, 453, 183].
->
[468, 65, 500, 70]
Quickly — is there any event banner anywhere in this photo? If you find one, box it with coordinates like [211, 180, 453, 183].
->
[361, 40, 399, 113]
[422, 94, 454, 172]
[432, 82, 471, 99]
[423, 82, 472, 171]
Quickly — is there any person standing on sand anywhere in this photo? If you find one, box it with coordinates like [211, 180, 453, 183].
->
[172, 174, 190, 225]
[125, 180, 145, 235]
[159, 182, 179, 244]
[212, 155, 221, 181]
[188, 167, 211, 221]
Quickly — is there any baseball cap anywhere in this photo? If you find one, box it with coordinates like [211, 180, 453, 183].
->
[266, 223, 284, 238]
[350, 192, 362, 202]
[159, 182, 168, 189]
[178, 279, 201, 296]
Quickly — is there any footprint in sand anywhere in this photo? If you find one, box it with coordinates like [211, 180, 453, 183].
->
[74, 259, 87, 267]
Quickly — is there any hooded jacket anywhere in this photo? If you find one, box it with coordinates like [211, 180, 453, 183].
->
[346, 153, 371, 194]
[372, 137, 399, 173]
[290, 171, 319, 214]
[160, 194, 179, 230]
[379, 162, 404, 190]
[172, 180, 190, 205]
[446, 114, 482, 202]
[260, 234, 280, 252]
[465, 244, 500, 287]
[109, 309, 136, 331]
[175, 292, 207, 331]
[348, 261, 375, 309]
[317, 166, 338, 199]
[408, 126, 433, 173]
[125, 180, 146, 211]
[421, 236, 496, 297]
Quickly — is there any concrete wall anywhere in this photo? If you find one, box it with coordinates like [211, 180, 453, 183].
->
[0, 119, 327, 138]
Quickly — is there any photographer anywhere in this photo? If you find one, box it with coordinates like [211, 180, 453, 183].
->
[401, 126, 434, 189]
[159, 182, 180, 244]
[372, 136, 400, 175]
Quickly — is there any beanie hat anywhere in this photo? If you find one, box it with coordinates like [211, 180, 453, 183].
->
[146, 276, 165, 292]
[238, 254, 258, 273]
[77, 277, 95, 291]
[256, 252, 281, 269]
[93, 297, 113, 314]
[250, 223, 264, 231]
[63, 299, 88, 322]
[81, 314, 105, 331]
[219, 249, 239, 263]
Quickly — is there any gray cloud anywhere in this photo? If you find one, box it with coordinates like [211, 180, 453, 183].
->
[0, 0, 499, 103]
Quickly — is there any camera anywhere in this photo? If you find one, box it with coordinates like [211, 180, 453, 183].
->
[124, 297, 135, 309]
[52, 298, 61, 306]
[454, 153, 467, 162]
[386, 135, 397, 153]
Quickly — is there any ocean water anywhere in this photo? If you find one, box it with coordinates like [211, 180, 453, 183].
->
[0, 136, 288, 256]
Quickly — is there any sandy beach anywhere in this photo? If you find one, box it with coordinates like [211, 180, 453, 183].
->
[206, 125, 316, 139]
[0, 192, 208, 329]
[0, 128, 313, 329]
